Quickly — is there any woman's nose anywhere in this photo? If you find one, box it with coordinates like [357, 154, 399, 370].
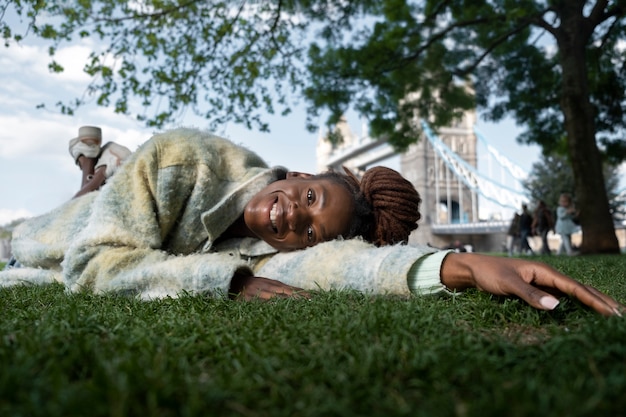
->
[287, 202, 308, 231]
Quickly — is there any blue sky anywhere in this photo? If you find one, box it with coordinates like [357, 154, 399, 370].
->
[2, 33, 598, 226]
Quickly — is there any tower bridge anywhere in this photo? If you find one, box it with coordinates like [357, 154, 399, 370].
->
[316, 110, 529, 252]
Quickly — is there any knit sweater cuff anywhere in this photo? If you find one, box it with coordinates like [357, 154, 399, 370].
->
[407, 249, 454, 295]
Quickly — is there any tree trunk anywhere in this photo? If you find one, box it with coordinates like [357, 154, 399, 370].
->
[556, 3, 619, 254]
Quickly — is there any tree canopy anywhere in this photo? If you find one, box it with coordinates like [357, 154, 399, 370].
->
[2, 0, 625, 253]
[2, 0, 310, 131]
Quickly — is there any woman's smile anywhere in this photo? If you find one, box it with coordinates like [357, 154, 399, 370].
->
[269, 201, 278, 232]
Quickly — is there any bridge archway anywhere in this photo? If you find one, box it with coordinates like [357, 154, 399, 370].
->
[438, 200, 465, 224]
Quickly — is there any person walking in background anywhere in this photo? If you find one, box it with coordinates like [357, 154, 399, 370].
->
[532, 200, 554, 255]
[519, 203, 535, 256]
[506, 212, 521, 257]
[555, 193, 579, 256]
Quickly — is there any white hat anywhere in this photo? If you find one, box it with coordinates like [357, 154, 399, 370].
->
[74, 126, 102, 140]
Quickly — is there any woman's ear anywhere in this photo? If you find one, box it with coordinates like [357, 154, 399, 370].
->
[286, 171, 313, 179]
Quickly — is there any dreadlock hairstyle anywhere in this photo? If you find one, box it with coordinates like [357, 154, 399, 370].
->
[314, 166, 422, 246]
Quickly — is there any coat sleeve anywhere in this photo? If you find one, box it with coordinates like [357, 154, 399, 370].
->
[0, 192, 97, 288]
[61, 130, 253, 298]
[0, 268, 61, 288]
[90, 251, 255, 299]
[254, 238, 449, 296]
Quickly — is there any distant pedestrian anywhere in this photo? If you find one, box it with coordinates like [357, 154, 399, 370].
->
[532, 200, 554, 255]
[519, 204, 535, 255]
[555, 193, 579, 256]
[506, 213, 521, 257]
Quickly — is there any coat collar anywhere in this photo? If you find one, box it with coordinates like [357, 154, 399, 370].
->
[210, 237, 278, 257]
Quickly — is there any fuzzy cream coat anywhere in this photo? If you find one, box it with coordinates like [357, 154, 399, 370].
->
[1, 128, 445, 299]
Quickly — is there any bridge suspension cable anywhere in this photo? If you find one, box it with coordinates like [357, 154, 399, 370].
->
[421, 121, 528, 211]
[474, 129, 528, 181]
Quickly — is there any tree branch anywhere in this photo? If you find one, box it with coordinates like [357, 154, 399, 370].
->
[383, 8, 555, 78]
[452, 21, 532, 77]
[604, 0, 626, 18]
[586, 0, 624, 49]
[268, 0, 298, 58]
[529, 6, 559, 37]
[402, 15, 502, 63]
[588, 0, 609, 25]
[597, 15, 620, 49]
[424, 0, 453, 21]
[91, 0, 205, 24]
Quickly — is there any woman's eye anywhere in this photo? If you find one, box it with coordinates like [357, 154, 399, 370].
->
[307, 189, 313, 204]
[307, 226, 314, 242]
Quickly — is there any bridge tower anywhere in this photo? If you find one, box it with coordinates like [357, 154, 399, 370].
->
[401, 111, 478, 248]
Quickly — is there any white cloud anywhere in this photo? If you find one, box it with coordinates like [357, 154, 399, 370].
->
[0, 38, 96, 82]
[0, 43, 45, 69]
[51, 44, 95, 83]
[0, 209, 34, 226]
[0, 113, 75, 158]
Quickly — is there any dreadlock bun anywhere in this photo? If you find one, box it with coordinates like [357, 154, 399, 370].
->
[357, 166, 421, 246]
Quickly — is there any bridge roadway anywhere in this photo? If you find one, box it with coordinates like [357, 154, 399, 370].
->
[430, 220, 510, 235]
[430, 220, 626, 235]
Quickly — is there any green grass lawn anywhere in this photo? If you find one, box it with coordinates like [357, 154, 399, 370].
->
[1, 255, 625, 417]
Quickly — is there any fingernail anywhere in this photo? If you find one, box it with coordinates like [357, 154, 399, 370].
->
[540, 296, 560, 310]
[614, 307, 623, 317]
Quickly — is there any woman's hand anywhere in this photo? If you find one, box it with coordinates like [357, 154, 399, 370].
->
[440, 253, 625, 317]
[229, 273, 311, 301]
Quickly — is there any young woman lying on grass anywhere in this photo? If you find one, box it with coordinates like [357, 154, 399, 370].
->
[1, 127, 623, 317]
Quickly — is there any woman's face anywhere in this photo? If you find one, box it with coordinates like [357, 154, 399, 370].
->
[244, 173, 355, 251]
